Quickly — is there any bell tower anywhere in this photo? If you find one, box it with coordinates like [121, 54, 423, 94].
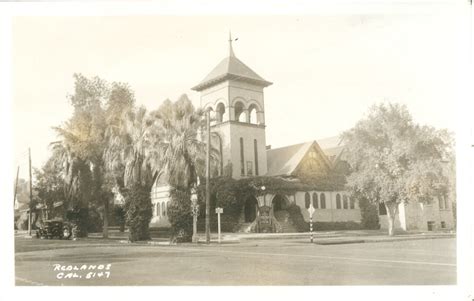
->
[192, 34, 272, 179]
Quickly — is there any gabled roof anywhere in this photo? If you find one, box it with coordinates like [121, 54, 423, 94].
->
[191, 39, 272, 91]
[317, 136, 345, 163]
[266, 142, 314, 177]
[265, 137, 344, 177]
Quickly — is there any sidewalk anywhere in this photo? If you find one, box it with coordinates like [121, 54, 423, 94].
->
[190, 229, 456, 245]
[17, 229, 455, 246]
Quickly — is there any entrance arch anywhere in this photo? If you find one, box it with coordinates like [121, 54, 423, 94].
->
[272, 194, 289, 212]
[244, 196, 258, 222]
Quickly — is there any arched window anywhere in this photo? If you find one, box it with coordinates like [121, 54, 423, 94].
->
[249, 104, 258, 124]
[379, 202, 387, 215]
[343, 195, 348, 209]
[234, 102, 246, 122]
[320, 193, 326, 209]
[216, 103, 226, 123]
[157, 203, 161, 217]
[336, 194, 341, 209]
[304, 192, 311, 209]
[162, 201, 166, 216]
[312, 192, 318, 209]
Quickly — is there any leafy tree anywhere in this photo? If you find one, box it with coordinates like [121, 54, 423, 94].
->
[34, 152, 68, 220]
[51, 74, 109, 237]
[342, 103, 454, 235]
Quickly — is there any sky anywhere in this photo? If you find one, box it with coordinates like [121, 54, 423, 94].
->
[12, 14, 467, 179]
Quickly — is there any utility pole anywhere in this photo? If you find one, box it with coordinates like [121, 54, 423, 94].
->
[28, 148, 33, 236]
[205, 109, 211, 244]
[14, 166, 19, 207]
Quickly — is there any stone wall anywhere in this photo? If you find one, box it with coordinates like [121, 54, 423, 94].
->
[379, 197, 455, 231]
[293, 190, 361, 223]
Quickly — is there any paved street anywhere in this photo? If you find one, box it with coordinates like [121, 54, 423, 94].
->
[15, 235, 456, 286]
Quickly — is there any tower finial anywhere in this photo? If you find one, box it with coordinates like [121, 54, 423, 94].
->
[228, 31, 235, 57]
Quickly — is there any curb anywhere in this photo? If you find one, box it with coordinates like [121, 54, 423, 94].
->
[313, 234, 456, 245]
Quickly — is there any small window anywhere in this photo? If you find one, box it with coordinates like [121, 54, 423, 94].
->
[441, 221, 446, 229]
[162, 202, 166, 216]
[320, 193, 326, 209]
[336, 194, 342, 209]
[343, 195, 348, 209]
[427, 221, 435, 231]
[304, 192, 311, 209]
[312, 192, 318, 209]
[379, 203, 387, 215]
[444, 195, 449, 210]
[254, 139, 259, 176]
[439, 196, 444, 210]
[247, 161, 253, 176]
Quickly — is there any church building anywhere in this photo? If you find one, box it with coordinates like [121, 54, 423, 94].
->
[149, 36, 454, 233]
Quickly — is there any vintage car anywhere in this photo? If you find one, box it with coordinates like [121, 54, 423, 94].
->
[36, 219, 72, 240]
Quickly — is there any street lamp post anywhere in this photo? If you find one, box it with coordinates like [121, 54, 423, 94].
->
[190, 186, 199, 243]
[205, 108, 211, 244]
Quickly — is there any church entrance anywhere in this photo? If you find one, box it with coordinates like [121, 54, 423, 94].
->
[244, 196, 258, 223]
[272, 194, 289, 222]
[271, 194, 296, 232]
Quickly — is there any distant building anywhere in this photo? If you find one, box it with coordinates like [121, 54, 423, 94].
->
[149, 36, 454, 232]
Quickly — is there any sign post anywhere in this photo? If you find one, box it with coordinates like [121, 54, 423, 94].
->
[215, 207, 223, 243]
[190, 187, 199, 243]
[307, 206, 315, 243]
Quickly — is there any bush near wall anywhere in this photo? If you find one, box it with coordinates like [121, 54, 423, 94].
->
[196, 177, 254, 233]
[286, 203, 362, 232]
[168, 189, 193, 242]
[123, 184, 153, 242]
[170, 175, 352, 235]
[357, 196, 380, 230]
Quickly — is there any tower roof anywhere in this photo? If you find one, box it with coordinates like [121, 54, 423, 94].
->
[192, 34, 272, 91]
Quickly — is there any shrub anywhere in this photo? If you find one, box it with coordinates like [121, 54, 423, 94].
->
[196, 177, 253, 232]
[357, 196, 380, 230]
[66, 207, 89, 238]
[123, 184, 153, 242]
[314, 221, 362, 231]
[286, 204, 308, 232]
[168, 189, 193, 242]
[86, 207, 103, 233]
[285, 203, 363, 231]
[114, 205, 126, 232]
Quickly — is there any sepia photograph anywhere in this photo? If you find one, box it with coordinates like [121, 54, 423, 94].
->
[3, 0, 472, 293]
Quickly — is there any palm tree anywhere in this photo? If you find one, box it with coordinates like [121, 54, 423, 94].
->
[104, 105, 153, 188]
[147, 94, 219, 191]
